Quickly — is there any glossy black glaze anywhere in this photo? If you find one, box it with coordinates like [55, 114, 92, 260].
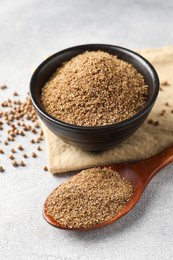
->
[30, 44, 159, 151]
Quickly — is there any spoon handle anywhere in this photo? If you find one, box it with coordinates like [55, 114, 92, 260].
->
[135, 144, 173, 185]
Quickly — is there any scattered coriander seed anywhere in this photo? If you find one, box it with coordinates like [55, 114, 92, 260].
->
[40, 130, 44, 136]
[23, 126, 28, 131]
[12, 160, 18, 167]
[26, 115, 31, 120]
[165, 102, 170, 107]
[34, 122, 40, 128]
[0, 166, 5, 172]
[37, 146, 42, 151]
[0, 93, 44, 174]
[23, 153, 28, 158]
[9, 131, 15, 137]
[14, 130, 18, 135]
[0, 84, 7, 90]
[147, 119, 153, 124]
[32, 128, 37, 134]
[30, 139, 35, 144]
[10, 148, 16, 153]
[0, 149, 4, 154]
[27, 125, 32, 131]
[1, 101, 8, 107]
[36, 137, 41, 143]
[171, 110, 173, 114]
[9, 154, 15, 160]
[18, 130, 25, 136]
[13, 91, 18, 96]
[31, 152, 37, 158]
[19, 160, 25, 167]
[154, 120, 159, 126]
[8, 136, 14, 142]
[43, 166, 48, 171]
[18, 145, 23, 151]
[160, 109, 166, 116]
[161, 80, 169, 86]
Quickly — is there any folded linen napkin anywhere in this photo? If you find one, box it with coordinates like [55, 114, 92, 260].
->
[41, 45, 173, 174]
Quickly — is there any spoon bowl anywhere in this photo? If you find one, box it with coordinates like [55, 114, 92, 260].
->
[43, 145, 173, 230]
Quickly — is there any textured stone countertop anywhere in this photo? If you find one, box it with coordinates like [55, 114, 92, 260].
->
[0, 0, 173, 259]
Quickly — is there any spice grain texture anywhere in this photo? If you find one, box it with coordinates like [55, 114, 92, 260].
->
[45, 167, 133, 228]
[41, 51, 148, 126]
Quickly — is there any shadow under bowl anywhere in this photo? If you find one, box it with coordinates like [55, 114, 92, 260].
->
[29, 44, 159, 151]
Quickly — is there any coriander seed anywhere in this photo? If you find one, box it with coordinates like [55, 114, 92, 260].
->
[13, 91, 18, 96]
[0, 91, 44, 172]
[154, 120, 159, 126]
[22, 153, 28, 158]
[161, 80, 169, 86]
[0, 149, 4, 154]
[0, 84, 7, 90]
[12, 161, 18, 167]
[31, 152, 37, 158]
[147, 119, 153, 124]
[0, 166, 5, 172]
[43, 166, 48, 171]
[37, 146, 42, 151]
[10, 148, 16, 153]
[18, 145, 23, 151]
[19, 161, 25, 167]
[9, 154, 15, 160]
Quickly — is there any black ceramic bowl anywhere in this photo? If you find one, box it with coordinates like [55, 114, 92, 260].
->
[30, 44, 159, 151]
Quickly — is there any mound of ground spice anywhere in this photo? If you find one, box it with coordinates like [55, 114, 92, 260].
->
[45, 167, 133, 228]
[41, 51, 148, 126]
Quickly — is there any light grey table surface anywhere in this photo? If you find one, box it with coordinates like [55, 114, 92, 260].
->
[0, 0, 173, 260]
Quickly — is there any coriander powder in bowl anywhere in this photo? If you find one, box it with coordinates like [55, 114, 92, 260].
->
[30, 44, 159, 151]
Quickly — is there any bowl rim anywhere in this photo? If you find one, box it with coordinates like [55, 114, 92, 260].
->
[30, 43, 160, 130]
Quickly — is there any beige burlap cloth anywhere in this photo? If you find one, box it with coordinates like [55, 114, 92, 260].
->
[41, 45, 173, 174]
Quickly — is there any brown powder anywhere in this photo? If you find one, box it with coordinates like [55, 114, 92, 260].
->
[45, 167, 133, 228]
[41, 51, 148, 126]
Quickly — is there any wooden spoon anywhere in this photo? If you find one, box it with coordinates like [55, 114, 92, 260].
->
[43, 145, 173, 231]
